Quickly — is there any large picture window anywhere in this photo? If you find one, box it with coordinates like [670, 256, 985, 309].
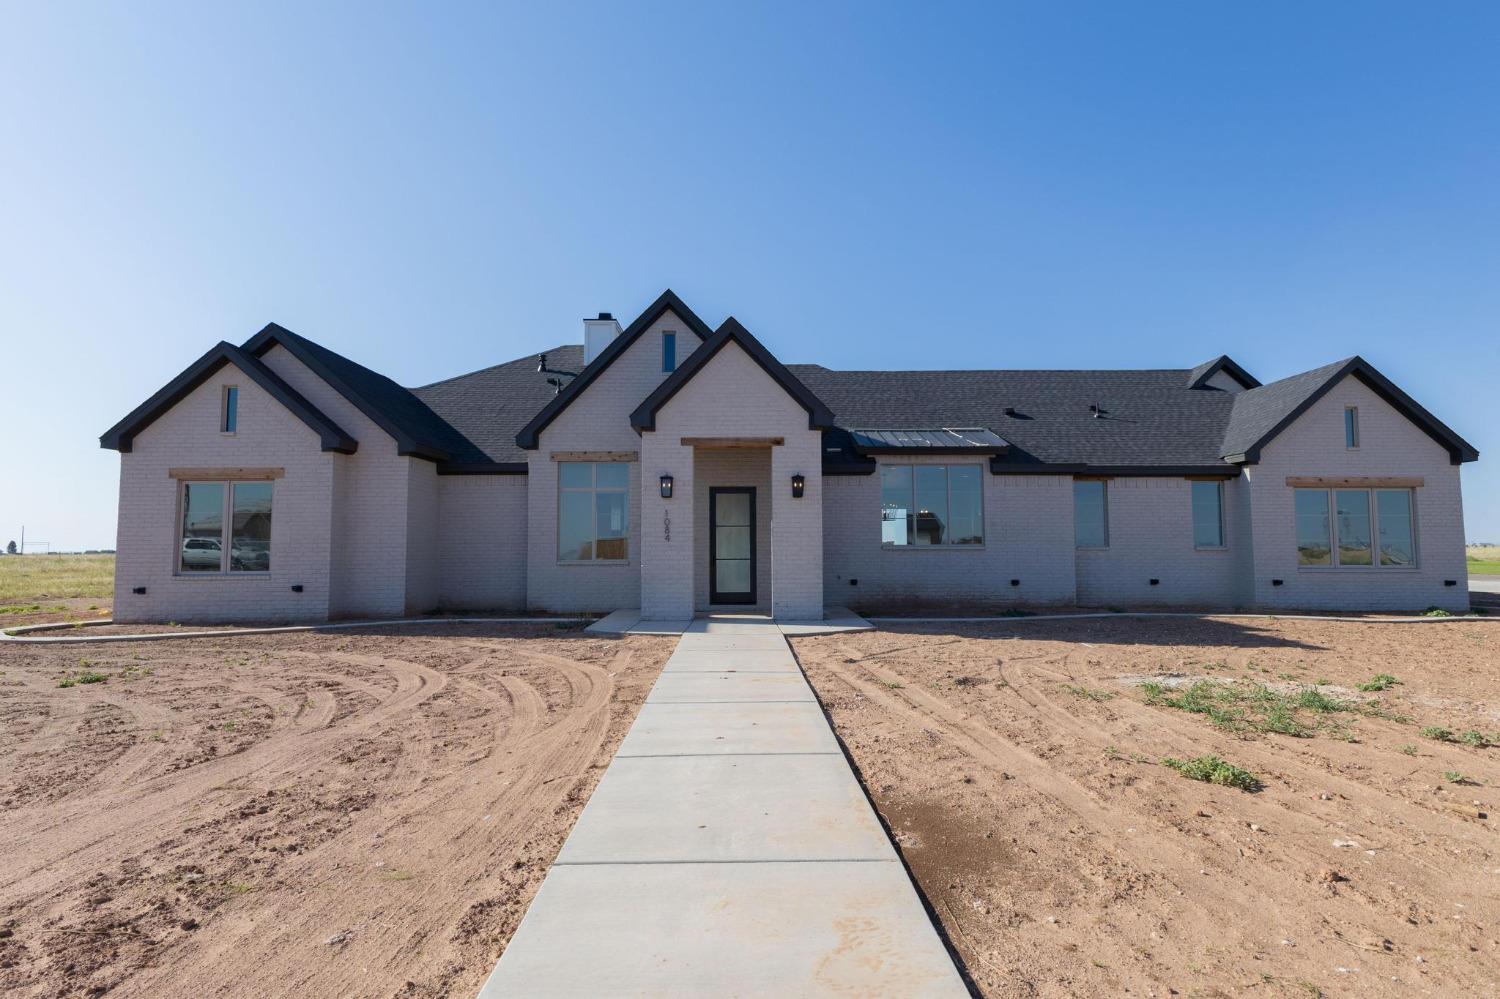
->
[880, 464, 983, 546]
[179, 480, 272, 573]
[1295, 487, 1415, 568]
[559, 462, 630, 561]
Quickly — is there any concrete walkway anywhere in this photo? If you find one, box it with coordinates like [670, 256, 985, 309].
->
[478, 616, 967, 998]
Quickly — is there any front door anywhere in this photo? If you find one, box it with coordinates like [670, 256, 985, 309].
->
[709, 487, 756, 605]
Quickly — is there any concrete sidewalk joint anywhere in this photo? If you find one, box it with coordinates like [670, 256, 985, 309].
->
[479, 615, 967, 998]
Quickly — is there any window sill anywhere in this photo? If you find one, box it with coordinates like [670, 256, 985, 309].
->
[173, 571, 272, 578]
[556, 560, 632, 567]
[1075, 546, 1110, 552]
[1295, 565, 1418, 573]
[880, 544, 987, 552]
[1193, 546, 1229, 552]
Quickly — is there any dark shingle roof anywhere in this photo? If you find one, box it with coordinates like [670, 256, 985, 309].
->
[413, 345, 586, 465]
[1219, 358, 1351, 461]
[789, 366, 1243, 469]
[244, 323, 484, 464]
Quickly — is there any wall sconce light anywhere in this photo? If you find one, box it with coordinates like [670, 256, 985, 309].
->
[659, 474, 674, 499]
[791, 474, 805, 499]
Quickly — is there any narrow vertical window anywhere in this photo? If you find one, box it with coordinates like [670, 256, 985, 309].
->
[880, 466, 913, 545]
[662, 332, 676, 372]
[1073, 480, 1108, 548]
[1344, 406, 1358, 448]
[1191, 480, 1224, 548]
[180, 482, 226, 572]
[222, 386, 239, 433]
[1375, 489, 1415, 567]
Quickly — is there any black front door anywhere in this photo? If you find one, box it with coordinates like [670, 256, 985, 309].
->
[709, 487, 756, 605]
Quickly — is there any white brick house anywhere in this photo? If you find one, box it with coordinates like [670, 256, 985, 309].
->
[101, 290, 1480, 623]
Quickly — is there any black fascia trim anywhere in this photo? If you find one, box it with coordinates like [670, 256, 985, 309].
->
[989, 460, 1240, 478]
[515, 289, 715, 450]
[630, 317, 836, 433]
[853, 444, 1012, 456]
[243, 322, 450, 462]
[100, 341, 358, 455]
[1189, 355, 1262, 390]
[823, 461, 878, 476]
[436, 462, 529, 475]
[1231, 357, 1478, 465]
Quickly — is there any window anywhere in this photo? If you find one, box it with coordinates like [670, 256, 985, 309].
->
[1344, 406, 1358, 448]
[662, 332, 676, 372]
[1074, 480, 1108, 548]
[1295, 487, 1415, 568]
[1191, 480, 1225, 548]
[879, 464, 983, 546]
[221, 386, 238, 433]
[179, 480, 272, 573]
[559, 462, 629, 561]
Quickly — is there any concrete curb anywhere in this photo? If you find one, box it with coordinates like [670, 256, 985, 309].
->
[867, 610, 1496, 625]
[0, 616, 597, 645]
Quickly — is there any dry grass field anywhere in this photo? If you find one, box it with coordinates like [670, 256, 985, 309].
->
[0, 554, 114, 627]
[1470, 544, 1500, 575]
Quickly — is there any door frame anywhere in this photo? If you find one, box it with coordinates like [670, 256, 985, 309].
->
[708, 486, 757, 605]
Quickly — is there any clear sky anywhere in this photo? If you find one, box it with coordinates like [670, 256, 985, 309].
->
[2, 2, 1496, 550]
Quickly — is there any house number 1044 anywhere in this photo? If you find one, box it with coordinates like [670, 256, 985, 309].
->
[663, 509, 671, 542]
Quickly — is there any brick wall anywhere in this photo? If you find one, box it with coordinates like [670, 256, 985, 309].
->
[644, 340, 823, 620]
[526, 311, 696, 611]
[260, 345, 417, 618]
[113, 362, 335, 623]
[437, 474, 528, 609]
[1245, 376, 1469, 612]
[1074, 476, 1240, 607]
[823, 464, 1076, 611]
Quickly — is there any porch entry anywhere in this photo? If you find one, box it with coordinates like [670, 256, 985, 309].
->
[709, 487, 756, 604]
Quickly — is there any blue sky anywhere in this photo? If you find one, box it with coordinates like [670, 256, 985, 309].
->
[2, 2, 1496, 549]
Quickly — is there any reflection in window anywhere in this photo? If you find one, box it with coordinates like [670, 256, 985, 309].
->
[1376, 489, 1414, 567]
[1074, 480, 1108, 548]
[1334, 489, 1372, 566]
[180, 483, 225, 572]
[1191, 480, 1224, 548]
[180, 480, 274, 574]
[231, 483, 273, 571]
[1295, 487, 1415, 569]
[559, 462, 630, 561]
[1295, 489, 1332, 566]
[880, 465, 983, 546]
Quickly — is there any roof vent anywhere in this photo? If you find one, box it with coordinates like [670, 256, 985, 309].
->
[583, 313, 623, 366]
[1003, 406, 1016, 417]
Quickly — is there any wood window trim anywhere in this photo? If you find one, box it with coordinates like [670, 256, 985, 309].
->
[679, 437, 785, 449]
[1285, 476, 1423, 489]
[169, 467, 284, 480]
[550, 451, 639, 462]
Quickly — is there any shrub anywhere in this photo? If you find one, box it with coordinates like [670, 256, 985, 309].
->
[1162, 755, 1261, 791]
[1459, 730, 1488, 748]
[1420, 727, 1454, 743]
[1357, 674, 1400, 692]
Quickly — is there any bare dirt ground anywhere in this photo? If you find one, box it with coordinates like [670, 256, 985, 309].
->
[0, 623, 673, 998]
[794, 617, 1500, 998]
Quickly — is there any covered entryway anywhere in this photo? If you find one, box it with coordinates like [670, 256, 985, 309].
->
[634, 317, 833, 622]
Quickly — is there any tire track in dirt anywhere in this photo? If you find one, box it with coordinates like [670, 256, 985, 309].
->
[813, 649, 1411, 966]
[0, 651, 450, 901]
[120, 638, 633, 998]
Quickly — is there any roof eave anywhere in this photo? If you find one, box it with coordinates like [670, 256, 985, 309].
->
[100, 341, 358, 456]
[516, 289, 716, 449]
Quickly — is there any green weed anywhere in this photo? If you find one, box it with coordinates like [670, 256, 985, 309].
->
[1162, 755, 1261, 792]
[1357, 674, 1400, 692]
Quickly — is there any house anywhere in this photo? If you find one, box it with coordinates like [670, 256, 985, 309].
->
[100, 289, 1479, 623]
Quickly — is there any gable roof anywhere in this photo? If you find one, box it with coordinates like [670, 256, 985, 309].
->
[242, 323, 484, 464]
[630, 317, 836, 433]
[1187, 355, 1261, 390]
[1220, 356, 1479, 465]
[515, 289, 715, 449]
[100, 341, 356, 454]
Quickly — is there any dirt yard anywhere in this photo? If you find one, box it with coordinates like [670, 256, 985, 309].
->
[794, 617, 1500, 998]
[0, 623, 673, 998]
